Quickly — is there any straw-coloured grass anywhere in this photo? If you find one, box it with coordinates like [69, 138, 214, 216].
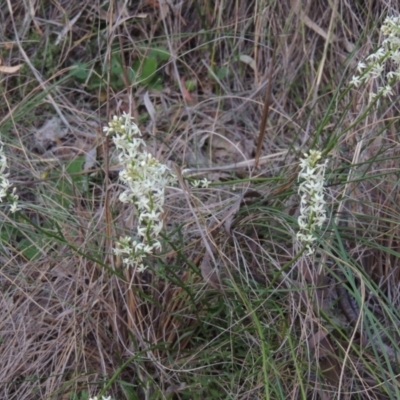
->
[1, 0, 400, 399]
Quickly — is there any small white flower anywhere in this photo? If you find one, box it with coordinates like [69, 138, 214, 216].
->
[357, 61, 367, 72]
[10, 201, 20, 214]
[350, 75, 362, 87]
[387, 70, 400, 79]
[369, 92, 378, 103]
[151, 220, 164, 236]
[390, 49, 400, 64]
[371, 63, 384, 77]
[381, 84, 393, 97]
[200, 178, 210, 188]
[137, 263, 147, 272]
[366, 47, 385, 61]
[137, 226, 148, 237]
[142, 243, 154, 253]
[135, 195, 150, 211]
[134, 242, 145, 252]
[192, 178, 210, 188]
[152, 240, 162, 251]
[140, 210, 161, 222]
[119, 191, 132, 204]
[192, 180, 201, 188]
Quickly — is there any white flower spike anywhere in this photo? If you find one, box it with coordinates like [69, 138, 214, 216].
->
[296, 150, 327, 254]
[0, 141, 19, 213]
[350, 16, 400, 99]
[105, 113, 176, 270]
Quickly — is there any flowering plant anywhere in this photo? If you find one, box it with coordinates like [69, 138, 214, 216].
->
[350, 16, 400, 99]
[104, 113, 176, 271]
[296, 150, 327, 254]
[0, 140, 19, 213]
[89, 396, 112, 400]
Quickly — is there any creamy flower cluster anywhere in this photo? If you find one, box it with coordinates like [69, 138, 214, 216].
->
[297, 150, 327, 254]
[104, 113, 176, 271]
[89, 396, 112, 400]
[191, 177, 210, 188]
[0, 141, 19, 213]
[350, 16, 400, 98]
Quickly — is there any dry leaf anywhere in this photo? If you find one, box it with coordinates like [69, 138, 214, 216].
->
[158, 0, 170, 20]
[200, 251, 221, 290]
[84, 147, 97, 170]
[143, 91, 156, 123]
[34, 117, 67, 151]
[223, 197, 243, 234]
[0, 64, 23, 74]
[35, 117, 67, 142]
[307, 329, 330, 353]
[239, 55, 256, 72]
[180, 77, 195, 102]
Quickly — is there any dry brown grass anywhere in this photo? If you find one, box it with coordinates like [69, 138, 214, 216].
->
[1, 0, 400, 399]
